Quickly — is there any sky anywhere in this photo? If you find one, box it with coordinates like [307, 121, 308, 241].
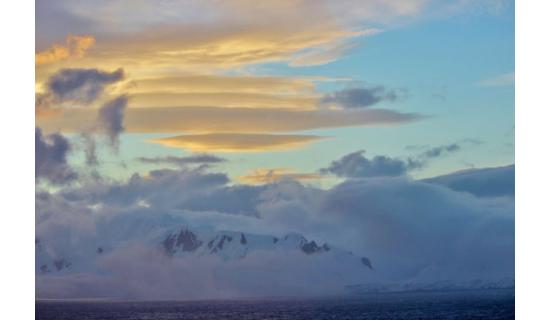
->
[35, 0, 515, 299]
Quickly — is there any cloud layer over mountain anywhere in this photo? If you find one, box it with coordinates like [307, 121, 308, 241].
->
[36, 164, 514, 299]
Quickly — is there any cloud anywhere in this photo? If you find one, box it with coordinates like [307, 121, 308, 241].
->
[320, 150, 419, 178]
[46, 68, 124, 105]
[253, 175, 514, 285]
[239, 168, 322, 184]
[35, 163, 514, 298]
[136, 154, 227, 167]
[35, 13, 369, 74]
[312, 177, 514, 283]
[420, 143, 461, 158]
[123, 74, 324, 110]
[97, 96, 128, 149]
[35, 128, 77, 184]
[36, 70, 128, 166]
[80, 132, 99, 166]
[476, 71, 515, 87]
[131, 74, 317, 95]
[423, 165, 514, 198]
[37, 243, 371, 300]
[405, 139, 483, 167]
[37, 0, 484, 79]
[150, 133, 324, 152]
[320, 86, 403, 109]
[36, 68, 125, 116]
[34, 1, 390, 72]
[289, 31, 380, 67]
[50, 167, 231, 212]
[320, 140, 482, 179]
[37, 106, 423, 134]
[36, 34, 95, 65]
[35, 0, 501, 77]
[129, 91, 319, 110]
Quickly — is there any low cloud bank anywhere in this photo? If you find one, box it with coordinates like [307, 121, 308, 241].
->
[36, 164, 514, 299]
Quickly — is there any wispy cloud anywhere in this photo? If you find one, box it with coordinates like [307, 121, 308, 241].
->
[476, 71, 514, 87]
[35, 1, 433, 73]
[149, 133, 325, 152]
[136, 154, 227, 167]
[97, 95, 128, 150]
[239, 168, 322, 184]
[37, 106, 423, 134]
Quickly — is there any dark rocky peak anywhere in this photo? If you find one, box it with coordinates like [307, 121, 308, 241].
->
[240, 233, 247, 245]
[209, 234, 233, 253]
[273, 237, 279, 244]
[284, 233, 307, 246]
[361, 257, 373, 269]
[163, 233, 177, 256]
[301, 240, 330, 254]
[96, 247, 104, 254]
[40, 264, 50, 274]
[163, 227, 203, 256]
[176, 228, 202, 252]
[53, 258, 71, 271]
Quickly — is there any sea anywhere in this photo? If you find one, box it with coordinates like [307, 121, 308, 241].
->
[36, 289, 514, 320]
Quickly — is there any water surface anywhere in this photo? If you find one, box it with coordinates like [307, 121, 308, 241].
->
[36, 289, 514, 320]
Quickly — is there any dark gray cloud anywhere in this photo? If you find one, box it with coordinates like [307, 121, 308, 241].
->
[36, 69, 127, 165]
[98, 95, 127, 149]
[36, 128, 77, 184]
[421, 143, 461, 158]
[59, 167, 230, 211]
[424, 165, 514, 198]
[320, 86, 402, 109]
[80, 133, 99, 166]
[47, 68, 124, 104]
[406, 139, 482, 154]
[321, 138, 485, 179]
[136, 154, 227, 167]
[320, 150, 419, 178]
[402, 139, 484, 171]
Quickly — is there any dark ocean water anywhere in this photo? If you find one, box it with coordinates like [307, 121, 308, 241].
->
[36, 289, 514, 320]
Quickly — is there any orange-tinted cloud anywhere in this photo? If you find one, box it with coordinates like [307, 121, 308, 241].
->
[238, 168, 322, 184]
[95, 74, 333, 110]
[36, 35, 96, 65]
[49, 26, 369, 73]
[36, 106, 423, 134]
[129, 92, 318, 109]
[35, 0, 433, 75]
[149, 133, 324, 152]
[130, 75, 316, 94]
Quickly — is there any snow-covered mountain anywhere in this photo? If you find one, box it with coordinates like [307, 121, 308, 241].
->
[36, 214, 513, 299]
[162, 227, 372, 266]
[35, 226, 373, 276]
